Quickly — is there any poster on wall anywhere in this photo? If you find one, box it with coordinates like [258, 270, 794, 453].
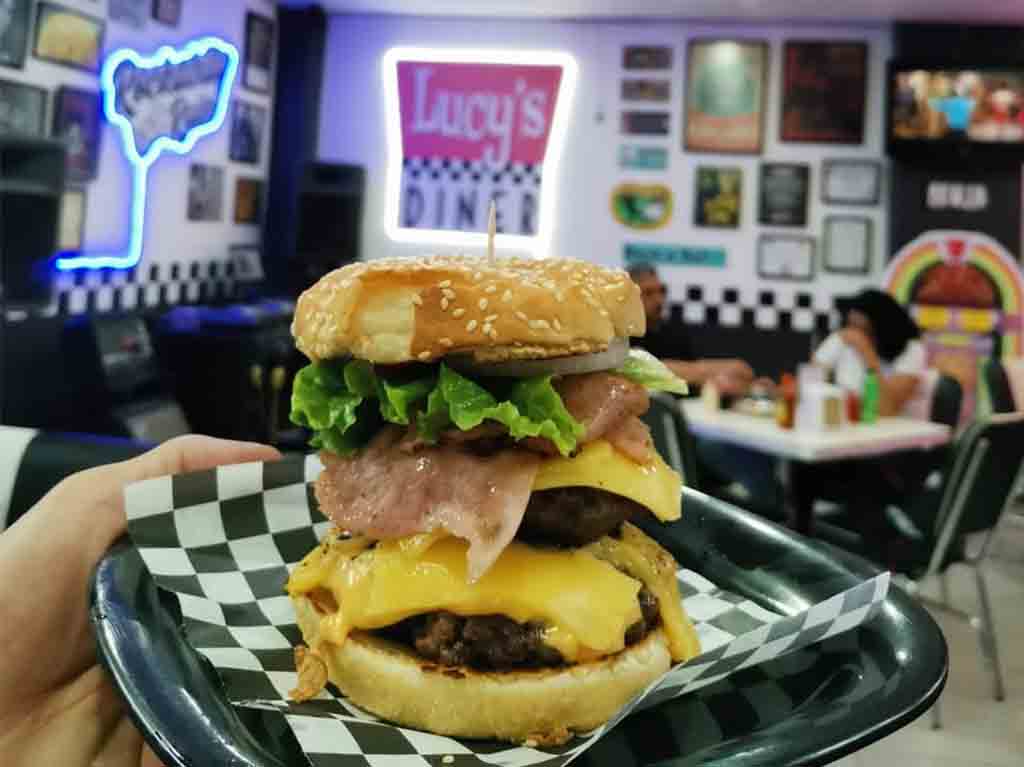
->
[388, 51, 571, 240]
[109, 0, 148, 29]
[694, 166, 742, 228]
[621, 110, 669, 135]
[52, 86, 101, 181]
[684, 39, 767, 154]
[229, 100, 265, 164]
[759, 162, 810, 227]
[611, 183, 672, 229]
[821, 159, 881, 205]
[0, 79, 46, 134]
[33, 3, 104, 73]
[187, 163, 224, 221]
[619, 145, 668, 170]
[234, 177, 263, 224]
[781, 41, 867, 144]
[623, 46, 672, 70]
[624, 242, 726, 268]
[757, 234, 815, 281]
[823, 215, 873, 274]
[621, 79, 669, 102]
[0, 0, 32, 69]
[243, 12, 274, 93]
[58, 187, 87, 251]
[152, 0, 182, 27]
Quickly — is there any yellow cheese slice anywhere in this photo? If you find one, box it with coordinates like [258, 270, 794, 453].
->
[532, 440, 682, 522]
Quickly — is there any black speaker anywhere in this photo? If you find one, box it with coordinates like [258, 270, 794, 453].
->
[0, 136, 65, 305]
[293, 162, 365, 289]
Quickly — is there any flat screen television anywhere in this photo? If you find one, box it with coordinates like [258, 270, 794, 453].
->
[887, 61, 1024, 164]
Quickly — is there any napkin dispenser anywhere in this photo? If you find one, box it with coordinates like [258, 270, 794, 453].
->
[795, 383, 845, 431]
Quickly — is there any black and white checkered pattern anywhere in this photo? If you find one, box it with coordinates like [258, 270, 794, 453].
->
[5, 258, 241, 324]
[124, 455, 889, 767]
[403, 156, 543, 187]
[673, 285, 841, 335]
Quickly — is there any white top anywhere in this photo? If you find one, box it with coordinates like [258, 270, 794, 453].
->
[681, 400, 950, 463]
[813, 334, 928, 417]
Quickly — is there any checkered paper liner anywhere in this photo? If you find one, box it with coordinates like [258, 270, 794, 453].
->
[124, 454, 890, 767]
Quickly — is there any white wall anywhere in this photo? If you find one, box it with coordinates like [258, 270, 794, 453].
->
[6, 0, 275, 272]
[318, 13, 891, 319]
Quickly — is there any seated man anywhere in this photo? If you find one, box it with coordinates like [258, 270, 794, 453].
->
[627, 264, 753, 395]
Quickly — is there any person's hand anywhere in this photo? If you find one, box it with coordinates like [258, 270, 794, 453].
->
[0, 435, 280, 767]
[707, 359, 754, 397]
[840, 327, 881, 371]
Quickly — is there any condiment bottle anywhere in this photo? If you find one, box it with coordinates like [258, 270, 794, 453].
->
[776, 373, 797, 429]
[861, 371, 880, 424]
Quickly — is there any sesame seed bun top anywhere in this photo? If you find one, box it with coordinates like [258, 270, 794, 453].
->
[291, 255, 646, 365]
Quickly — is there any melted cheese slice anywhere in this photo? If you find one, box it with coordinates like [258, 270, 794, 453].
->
[532, 440, 682, 522]
[288, 526, 700, 664]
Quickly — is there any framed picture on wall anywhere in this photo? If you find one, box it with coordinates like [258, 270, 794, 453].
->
[229, 100, 265, 163]
[0, 79, 47, 134]
[757, 234, 815, 281]
[187, 163, 224, 221]
[243, 12, 274, 93]
[52, 86, 101, 181]
[234, 177, 263, 224]
[230, 244, 264, 282]
[151, 0, 181, 27]
[621, 79, 670, 102]
[823, 215, 873, 275]
[781, 41, 868, 144]
[33, 3, 105, 73]
[109, 0, 148, 29]
[622, 46, 672, 70]
[821, 159, 882, 205]
[57, 187, 87, 252]
[758, 162, 810, 227]
[694, 166, 742, 228]
[0, 0, 32, 69]
[684, 39, 768, 154]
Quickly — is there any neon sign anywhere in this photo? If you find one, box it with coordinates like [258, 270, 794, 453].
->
[56, 37, 238, 271]
[382, 47, 577, 257]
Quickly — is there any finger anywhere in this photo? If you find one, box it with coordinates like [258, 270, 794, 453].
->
[111, 434, 282, 488]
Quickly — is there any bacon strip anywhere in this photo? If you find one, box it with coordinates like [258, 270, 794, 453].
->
[315, 427, 540, 581]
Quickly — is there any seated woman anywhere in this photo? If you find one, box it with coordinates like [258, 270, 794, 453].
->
[791, 290, 939, 551]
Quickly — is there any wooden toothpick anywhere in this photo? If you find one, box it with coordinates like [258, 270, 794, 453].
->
[487, 199, 496, 263]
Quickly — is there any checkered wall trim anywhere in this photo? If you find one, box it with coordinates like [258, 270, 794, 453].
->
[5, 259, 241, 323]
[402, 157, 543, 187]
[671, 285, 841, 335]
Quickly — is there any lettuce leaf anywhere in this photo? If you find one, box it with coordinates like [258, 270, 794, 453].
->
[416, 365, 583, 456]
[290, 360, 584, 457]
[614, 348, 689, 395]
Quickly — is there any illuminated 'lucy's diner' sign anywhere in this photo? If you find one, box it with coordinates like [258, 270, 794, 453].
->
[56, 37, 238, 271]
[383, 47, 577, 254]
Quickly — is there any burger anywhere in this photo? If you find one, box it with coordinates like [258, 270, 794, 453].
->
[285, 254, 700, 745]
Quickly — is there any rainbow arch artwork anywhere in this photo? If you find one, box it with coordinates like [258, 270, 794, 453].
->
[883, 230, 1023, 357]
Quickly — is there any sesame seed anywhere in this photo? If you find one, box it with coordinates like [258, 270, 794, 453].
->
[599, 308, 609, 317]
[441, 298, 449, 310]
[466, 319, 478, 332]
[442, 288, 455, 299]
[474, 271, 483, 280]
[485, 284, 497, 293]
[439, 279, 452, 288]
[515, 311, 528, 322]
[418, 351, 431, 361]
[484, 314, 498, 322]
[478, 298, 488, 310]
[411, 294, 423, 305]
[452, 308, 466, 318]
[340, 279, 352, 288]
[502, 289, 513, 303]
[553, 318, 562, 331]
[555, 292, 565, 303]
[482, 322, 493, 335]
[440, 337, 453, 347]
[529, 319, 550, 330]
[488, 328, 498, 340]
[617, 296, 625, 303]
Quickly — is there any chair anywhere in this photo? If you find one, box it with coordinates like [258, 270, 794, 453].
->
[0, 427, 150, 531]
[819, 413, 1024, 729]
[641, 392, 699, 487]
[983, 359, 1016, 414]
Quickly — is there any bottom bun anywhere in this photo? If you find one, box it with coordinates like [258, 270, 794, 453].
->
[292, 594, 672, 744]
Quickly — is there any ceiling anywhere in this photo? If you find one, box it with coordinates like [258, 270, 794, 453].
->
[277, 0, 1024, 24]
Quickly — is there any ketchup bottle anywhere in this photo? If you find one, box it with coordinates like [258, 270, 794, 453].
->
[776, 373, 797, 430]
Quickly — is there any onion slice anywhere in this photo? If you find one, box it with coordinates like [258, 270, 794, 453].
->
[448, 338, 630, 378]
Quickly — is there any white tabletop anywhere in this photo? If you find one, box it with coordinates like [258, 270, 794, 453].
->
[681, 400, 951, 463]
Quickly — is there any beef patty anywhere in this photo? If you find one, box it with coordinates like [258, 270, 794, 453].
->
[516, 487, 644, 547]
[383, 586, 661, 670]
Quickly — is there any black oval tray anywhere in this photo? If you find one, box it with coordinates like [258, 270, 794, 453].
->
[90, 488, 946, 767]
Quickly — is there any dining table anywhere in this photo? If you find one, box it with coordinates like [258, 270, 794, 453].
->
[680, 399, 953, 533]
